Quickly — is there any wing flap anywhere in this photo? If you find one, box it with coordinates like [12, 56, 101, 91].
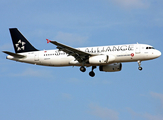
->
[48, 40, 92, 62]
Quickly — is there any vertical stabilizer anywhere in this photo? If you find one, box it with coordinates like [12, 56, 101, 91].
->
[9, 28, 38, 53]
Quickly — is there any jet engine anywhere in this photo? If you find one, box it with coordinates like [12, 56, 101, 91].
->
[99, 63, 122, 72]
[89, 55, 115, 64]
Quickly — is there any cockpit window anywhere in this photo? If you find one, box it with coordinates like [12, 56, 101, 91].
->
[146, 47, 155, 49]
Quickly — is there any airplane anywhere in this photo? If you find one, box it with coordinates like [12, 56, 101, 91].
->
[3, 28, 161, 77]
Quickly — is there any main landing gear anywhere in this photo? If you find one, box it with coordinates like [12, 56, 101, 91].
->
[80, 66, 86, 72]
[137, 60, 143, 71]
[80, 66, 96, 77]
[89, 66, 96, 77]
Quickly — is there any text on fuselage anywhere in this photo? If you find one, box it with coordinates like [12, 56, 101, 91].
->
[84, 45, 134, 53]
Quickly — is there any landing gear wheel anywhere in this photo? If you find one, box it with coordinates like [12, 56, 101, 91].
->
[89, 71, 95, 77]
[138, 67, 142, 71]
[137, 60, 143, 71]
[80, 66, 86, 72]
[89, 66, 96, 77]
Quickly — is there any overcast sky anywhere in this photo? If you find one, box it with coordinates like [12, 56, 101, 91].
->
[0, 0, 163, 120]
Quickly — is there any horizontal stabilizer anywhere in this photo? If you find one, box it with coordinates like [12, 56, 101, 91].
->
[3, 51, 26, 58]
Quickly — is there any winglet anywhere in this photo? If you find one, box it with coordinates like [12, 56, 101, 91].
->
[46, 39, 51, 43]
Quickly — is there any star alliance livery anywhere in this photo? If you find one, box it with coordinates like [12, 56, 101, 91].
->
[3, 28, 161, 77]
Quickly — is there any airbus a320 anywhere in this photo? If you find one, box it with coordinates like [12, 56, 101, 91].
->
[3, 28, 161, 77]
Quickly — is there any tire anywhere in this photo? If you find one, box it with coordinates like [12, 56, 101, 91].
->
[138, 67, 142, 71]
[80, 66, 86, 72]
[89, 71, 95, 77]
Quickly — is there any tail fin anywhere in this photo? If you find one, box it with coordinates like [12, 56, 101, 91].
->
[9, 28, 38, 53]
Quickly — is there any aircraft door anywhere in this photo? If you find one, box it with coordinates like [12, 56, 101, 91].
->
[34, 53, 39, 61]
[135, 44, 141, 54]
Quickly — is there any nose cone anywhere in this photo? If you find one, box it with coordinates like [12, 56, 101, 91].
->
[155, 50, 161, 58]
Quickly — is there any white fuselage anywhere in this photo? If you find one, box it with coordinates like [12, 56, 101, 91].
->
[7, 44, 161, 67]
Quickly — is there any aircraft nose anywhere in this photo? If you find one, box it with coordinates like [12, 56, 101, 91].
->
[155, 50, 161, 58]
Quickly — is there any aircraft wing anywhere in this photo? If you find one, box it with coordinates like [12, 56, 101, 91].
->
[47, 39, 92, 62]
[3, 51, 26, 58]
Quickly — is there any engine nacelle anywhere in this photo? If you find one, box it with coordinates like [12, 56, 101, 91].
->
[99, 63, 122, 72]
[89, 55, 115, 64]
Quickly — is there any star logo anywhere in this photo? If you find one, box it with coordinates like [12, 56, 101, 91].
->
[15, 40, 26, 51]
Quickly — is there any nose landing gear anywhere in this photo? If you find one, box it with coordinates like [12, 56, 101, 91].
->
[137, 60, 143, 71]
